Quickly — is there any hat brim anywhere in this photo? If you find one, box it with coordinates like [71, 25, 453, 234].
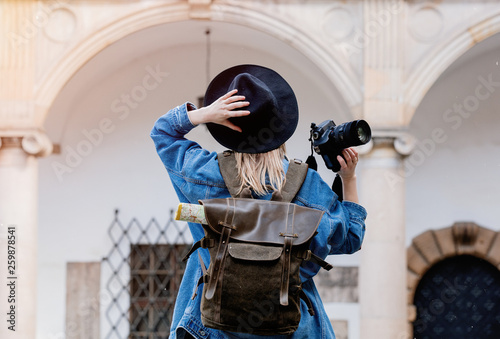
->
[204, 64, 298, 154]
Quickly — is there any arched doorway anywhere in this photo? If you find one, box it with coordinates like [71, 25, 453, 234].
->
[407, 223, 500, 338]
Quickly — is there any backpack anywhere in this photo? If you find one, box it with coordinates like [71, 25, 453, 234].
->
[183, 151, 333, 335]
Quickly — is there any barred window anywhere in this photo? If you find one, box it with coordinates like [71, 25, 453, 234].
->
[129, 244, 189, 339]
[103, 210, 192, 339]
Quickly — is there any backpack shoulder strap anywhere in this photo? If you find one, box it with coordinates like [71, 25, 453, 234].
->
[218, 151, 309, 201]
[280, 158, 308, 203]
[217, 151, 241, 198]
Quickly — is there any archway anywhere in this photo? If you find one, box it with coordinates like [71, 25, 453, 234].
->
[404, 14, 500, 123]
[36, 3, 362, 126]
[407, 222, 500, 338]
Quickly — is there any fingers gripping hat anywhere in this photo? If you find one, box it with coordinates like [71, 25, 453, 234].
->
[204, 64, 299, 154]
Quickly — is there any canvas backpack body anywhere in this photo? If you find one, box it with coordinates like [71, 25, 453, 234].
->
[183, 151, 333, 335]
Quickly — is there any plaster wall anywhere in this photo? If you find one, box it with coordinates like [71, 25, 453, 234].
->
[406, 36, 500, 243]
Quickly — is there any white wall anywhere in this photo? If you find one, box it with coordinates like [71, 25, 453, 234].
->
[406, 35, 500, 243]
[37, 20, 356, 338]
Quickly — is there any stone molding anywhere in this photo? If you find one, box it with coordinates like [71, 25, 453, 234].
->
[213, 2, 364, 108]
[358, 130, 417, 157]
[2, 1, 499, 129]
[0, 129, 53, 157]
[34, 2, 191, 122]
[35, 1, 364, 125]
[406, 222, 500, 324]
[404, 12, 500, 124]
[188, 0, 212, 19]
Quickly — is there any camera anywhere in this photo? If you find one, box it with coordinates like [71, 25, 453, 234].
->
[310, 119, 371, 172]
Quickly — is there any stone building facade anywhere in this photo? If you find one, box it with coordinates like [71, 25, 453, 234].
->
[1, 1, 500, 338]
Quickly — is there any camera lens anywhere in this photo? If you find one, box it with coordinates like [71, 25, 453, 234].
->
[334, 120, 371, 148]
[356, 122, 371, 144]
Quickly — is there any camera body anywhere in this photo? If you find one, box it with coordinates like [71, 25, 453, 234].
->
[310, 119, 371, 172]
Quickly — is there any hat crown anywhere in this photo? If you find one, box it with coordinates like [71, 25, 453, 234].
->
[228, 73, 277, 120]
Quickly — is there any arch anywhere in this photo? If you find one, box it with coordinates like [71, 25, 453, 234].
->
[35, 3, 362, 124]
[404, 13, 500, 124]
[406, 222, 500, 336]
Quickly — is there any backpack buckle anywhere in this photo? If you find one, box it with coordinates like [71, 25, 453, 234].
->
[279, 232, 298, 238]
[218, 221, 237, 230]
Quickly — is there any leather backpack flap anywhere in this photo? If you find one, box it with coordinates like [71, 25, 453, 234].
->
[199, 198, 324, 246]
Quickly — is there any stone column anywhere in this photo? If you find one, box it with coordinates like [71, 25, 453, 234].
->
[0, 132, 52, 339]
[359, 0, 412, 335]
[358, 132, 415, 339]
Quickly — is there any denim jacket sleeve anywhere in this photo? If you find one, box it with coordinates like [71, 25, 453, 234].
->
[293, 167, 367, 279]
[150, 102, 229, 204]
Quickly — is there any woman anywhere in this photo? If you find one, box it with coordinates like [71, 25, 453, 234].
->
[151, 65, 367, 339]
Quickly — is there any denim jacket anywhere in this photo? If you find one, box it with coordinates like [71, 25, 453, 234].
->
[151, 103, 367, 339]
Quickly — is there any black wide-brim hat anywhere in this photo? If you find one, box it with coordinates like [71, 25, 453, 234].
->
[204, 64, 298, 154]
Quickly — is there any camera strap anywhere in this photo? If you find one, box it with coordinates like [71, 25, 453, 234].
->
[332, 174, 343, 202]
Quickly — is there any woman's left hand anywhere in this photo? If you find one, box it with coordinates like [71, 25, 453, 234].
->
[337, 147, 358, 180]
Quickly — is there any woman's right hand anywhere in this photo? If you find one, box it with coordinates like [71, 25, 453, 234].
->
[188, 89, 250, 132]
[337, 147, 358, 180]
[337, 147, 359, 203]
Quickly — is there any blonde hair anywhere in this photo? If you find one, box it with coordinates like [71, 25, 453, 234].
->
[234, 144, 287, 196]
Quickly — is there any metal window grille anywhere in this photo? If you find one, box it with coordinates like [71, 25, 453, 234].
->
[102, 209, 193, 339]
